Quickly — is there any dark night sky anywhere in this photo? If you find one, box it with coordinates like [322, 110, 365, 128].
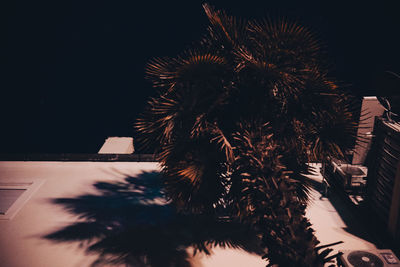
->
[1, 1, 400, 153]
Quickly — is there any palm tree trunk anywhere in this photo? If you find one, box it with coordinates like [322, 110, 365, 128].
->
[229, 123, 333, 266]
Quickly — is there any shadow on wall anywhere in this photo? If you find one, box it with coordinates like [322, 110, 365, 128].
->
[44, 171, 264, 267]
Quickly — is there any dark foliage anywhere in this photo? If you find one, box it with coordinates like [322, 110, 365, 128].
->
[136, 4, 357, 266]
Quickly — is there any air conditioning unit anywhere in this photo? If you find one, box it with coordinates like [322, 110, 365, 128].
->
[338, 249, 400, 267]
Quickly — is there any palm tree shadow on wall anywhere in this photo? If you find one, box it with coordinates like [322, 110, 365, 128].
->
[44, 171, 264, 267]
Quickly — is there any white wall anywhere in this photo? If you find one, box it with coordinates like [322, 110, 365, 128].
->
[0, 162, 159, 267]
[352, 96, 385, 165]
[0, 162, 266, 267]
[98, 137, 134, 154]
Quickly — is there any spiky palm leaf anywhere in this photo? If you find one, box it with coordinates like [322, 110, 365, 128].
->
[202, 3, 248, 61]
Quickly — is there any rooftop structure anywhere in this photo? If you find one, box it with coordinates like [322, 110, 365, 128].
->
[0, 161, 382, 267]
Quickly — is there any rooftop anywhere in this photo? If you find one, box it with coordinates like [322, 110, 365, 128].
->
[0, 160, 390, 266]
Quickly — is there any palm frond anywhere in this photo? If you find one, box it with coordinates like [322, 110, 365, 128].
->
[210, 125, 235, 163]
[202, 3, 247, 46]
[248, 17, 321, 64]
[146, 57, 178, 90]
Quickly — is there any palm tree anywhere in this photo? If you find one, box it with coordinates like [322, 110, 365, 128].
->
[136, 4, 357, 266]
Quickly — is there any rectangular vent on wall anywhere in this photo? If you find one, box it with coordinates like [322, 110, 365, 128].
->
[0, 181, 44, 220]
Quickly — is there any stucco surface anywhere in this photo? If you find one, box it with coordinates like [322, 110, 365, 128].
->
[0, 161, 374, 267]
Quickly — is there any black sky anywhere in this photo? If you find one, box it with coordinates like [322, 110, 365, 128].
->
[1, 1, 400, 153]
